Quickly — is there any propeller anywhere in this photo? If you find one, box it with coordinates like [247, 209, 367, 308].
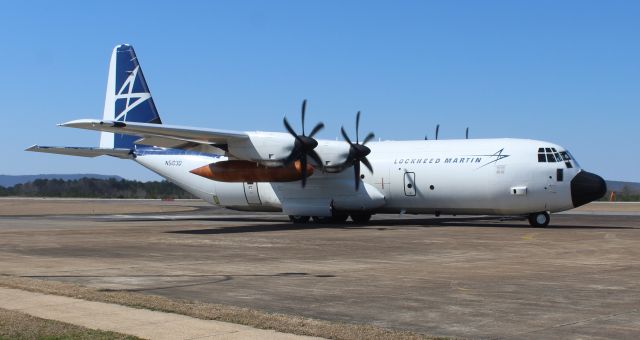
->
[340, 111, 375, 191]
[465, 127, 469, 139]
[435, 124, 440, 140]
[282, 99, 324, 187]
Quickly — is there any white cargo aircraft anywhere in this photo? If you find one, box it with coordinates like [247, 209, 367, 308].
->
[28, 44, 606, 227]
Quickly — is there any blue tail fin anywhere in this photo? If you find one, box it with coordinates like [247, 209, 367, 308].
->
[99, 44, 162, 149]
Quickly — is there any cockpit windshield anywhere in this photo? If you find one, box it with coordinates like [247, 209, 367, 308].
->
[562, 150, 581, 168]
[538, 147, 580, 168]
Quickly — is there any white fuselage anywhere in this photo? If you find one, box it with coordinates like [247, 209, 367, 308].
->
[133, 138, 580, 217]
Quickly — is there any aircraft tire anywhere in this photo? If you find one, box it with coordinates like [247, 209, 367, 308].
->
[289, 215, 310, 224]
[350, 212, 372, 224]
[528, 212, 550, 227]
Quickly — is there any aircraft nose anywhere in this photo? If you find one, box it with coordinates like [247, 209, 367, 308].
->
[571, 171, 607, 207]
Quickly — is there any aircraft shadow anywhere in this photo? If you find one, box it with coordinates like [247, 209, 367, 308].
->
[167, 216, 635, 235]
[107, 216, 282, 223]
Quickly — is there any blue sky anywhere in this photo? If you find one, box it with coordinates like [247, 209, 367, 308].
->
[0, 1, 638, 182]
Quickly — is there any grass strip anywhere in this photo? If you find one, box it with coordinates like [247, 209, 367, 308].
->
[0, 308, 139, 340]
[0, 275, 450, 340]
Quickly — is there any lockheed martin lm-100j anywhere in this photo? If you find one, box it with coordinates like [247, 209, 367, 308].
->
[28, 44, 607, 227]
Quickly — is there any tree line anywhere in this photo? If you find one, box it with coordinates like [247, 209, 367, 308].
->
[0, 178, 195, 199]
[603, 186, 640, 202]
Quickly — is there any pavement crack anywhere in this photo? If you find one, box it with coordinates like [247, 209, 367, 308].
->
[502, 308, 640, 339]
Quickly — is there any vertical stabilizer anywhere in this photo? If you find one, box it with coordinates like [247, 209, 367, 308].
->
[99, 44, 161, 149]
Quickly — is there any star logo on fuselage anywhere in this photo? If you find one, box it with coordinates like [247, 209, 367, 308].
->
[466, 148, 510, 169]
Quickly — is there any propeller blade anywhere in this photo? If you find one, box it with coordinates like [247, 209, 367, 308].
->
[308, 122, 325, 138]
[361, 157, 373, 173]
[362, 132, 375, 145]
[340, 126, 353, 145]
[283, 117, 297, 137]
[308, 149, 323, 168]
[301, 99, 307, 135]
[354, 161, 361, 191]
[425, 135, 428, 140]
[300, 155, 307, 187]
[355, 111, 361, 143]
[435, 124, 440, 140]
[465, 127, 469, 139]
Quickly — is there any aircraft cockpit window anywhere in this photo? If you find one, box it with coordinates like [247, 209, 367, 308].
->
[538, 147, 564, 163]
[566, 150, 581, 168]
[559, 150, 579, 168]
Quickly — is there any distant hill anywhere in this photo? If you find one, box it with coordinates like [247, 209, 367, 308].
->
[606, 180, 640, 194]
[0, 174, 124, 187]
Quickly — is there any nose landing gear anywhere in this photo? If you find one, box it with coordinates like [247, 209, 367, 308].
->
[528, 211, 550, 227]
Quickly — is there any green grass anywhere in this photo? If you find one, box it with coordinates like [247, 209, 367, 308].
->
[0, 275, 448, 340]
[0, 308, 139, 340]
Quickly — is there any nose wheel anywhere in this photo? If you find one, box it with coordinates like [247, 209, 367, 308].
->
[528, 211, 550, 227]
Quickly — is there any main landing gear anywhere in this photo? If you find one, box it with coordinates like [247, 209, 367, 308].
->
[288, 212, 371, 224]
[528, 211, 550, 227]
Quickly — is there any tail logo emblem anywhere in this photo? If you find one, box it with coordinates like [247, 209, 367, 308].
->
[114, 65, 151, 122]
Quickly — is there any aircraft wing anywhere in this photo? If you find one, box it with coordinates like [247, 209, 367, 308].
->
[59, 118, 344, 165]
[60, 119, 249, 145]
[26, 145, 133, 159]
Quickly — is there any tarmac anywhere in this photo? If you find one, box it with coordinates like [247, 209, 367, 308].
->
[0, 199, 639, 339]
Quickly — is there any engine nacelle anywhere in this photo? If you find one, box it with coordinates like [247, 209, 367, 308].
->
[189, 160, 313, 183]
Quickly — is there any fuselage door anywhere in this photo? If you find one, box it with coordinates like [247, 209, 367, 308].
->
[243, 182, 261, 205]
[404, 172, 416, 196]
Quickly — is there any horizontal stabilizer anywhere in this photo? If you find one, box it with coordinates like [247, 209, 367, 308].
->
[25, 145, 133, 159]
[61, 119, 249, 145]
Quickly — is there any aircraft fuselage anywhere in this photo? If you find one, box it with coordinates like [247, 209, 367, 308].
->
[133, 137, 604, 220]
